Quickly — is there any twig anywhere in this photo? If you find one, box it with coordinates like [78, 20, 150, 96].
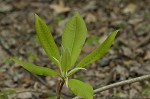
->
[73, 74, 150, 99]
[16, 89, 48, 94]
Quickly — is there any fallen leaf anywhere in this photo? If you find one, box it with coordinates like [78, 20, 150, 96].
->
[0, 3, 12, 12]
[122, 46, 132, 57]
[49, 1, 70, 14]
[123, 3, 137, 13]
[0, 72, 6, 78]
[144, 50, 150, 60]
[21, 75, 33, 85]
[83, 1, 96, 11]
[17, 92, 32, 98]
[128, 18, 143, 25]
[85, 13, 97, 23]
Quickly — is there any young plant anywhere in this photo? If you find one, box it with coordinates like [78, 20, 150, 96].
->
[12, 12, 118, 99]
[0, 89, 16, 99]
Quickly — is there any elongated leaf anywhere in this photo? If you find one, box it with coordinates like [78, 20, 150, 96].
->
[61, 48, 71, 72]
[62, 12, 87, 67]
[35, 14, 60, 66]
[76, 30, 119, 68]
[68, 79, 93, 99]
[12, 57, 58, 76]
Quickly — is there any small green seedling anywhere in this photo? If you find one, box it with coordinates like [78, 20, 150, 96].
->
[12, 12, 118, 99]
[0, 89, 16, 99]
[142, 83, 150, 96]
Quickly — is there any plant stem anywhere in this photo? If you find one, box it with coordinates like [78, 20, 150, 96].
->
[56, 79, 65, 99]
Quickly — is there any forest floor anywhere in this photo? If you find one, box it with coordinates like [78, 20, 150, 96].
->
[0, 0, 150, 99]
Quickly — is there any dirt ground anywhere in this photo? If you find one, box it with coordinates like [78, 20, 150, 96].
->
[0, 0, 150, 99]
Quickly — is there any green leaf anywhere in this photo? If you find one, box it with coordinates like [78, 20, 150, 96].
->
[1, 89, 16, 95]
[68, 79, 93, 99]
[62, 12, 87, 67]
[12, 57, 58, 76]
[142, 89, 150, 96]
[0, 93, 8, 99]
[35, 14, 60, 66]
[76, 30, 119, 68]
[61, 48, 71, 72]
[0, 89, 16, 99]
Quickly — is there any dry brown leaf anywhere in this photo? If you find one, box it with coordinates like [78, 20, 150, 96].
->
[17, 92, 32, 98]
[0, 3, 12, 12]
[122, 46, 132, 57]
[123, 3, 137, 13]
[144, 50, 150, 60]
[49, 1, 70, 14]
[85, 13, 97, 23]
[0, 72, 6, 78]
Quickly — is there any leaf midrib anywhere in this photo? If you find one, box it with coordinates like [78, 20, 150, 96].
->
[70, 16, 77, 54]
[39, 21, 59, 60]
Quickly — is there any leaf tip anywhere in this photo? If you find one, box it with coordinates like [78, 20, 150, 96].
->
[111, 29, 119, 38]
[74, 12, 82, 18]
[115, 29, 119, 34]
[34, 13, 39, 18]
[34, 13, 41, 22]
[74, 12, 80, 15]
